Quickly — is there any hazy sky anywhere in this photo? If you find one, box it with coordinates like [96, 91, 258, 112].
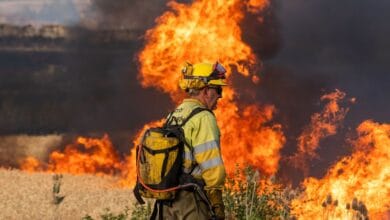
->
[0, 0, 89, 25]
[0, 0, 165, 29]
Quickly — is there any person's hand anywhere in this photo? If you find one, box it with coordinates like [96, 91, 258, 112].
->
[206, 189, 225, 219]
[212, 203, 225, 219]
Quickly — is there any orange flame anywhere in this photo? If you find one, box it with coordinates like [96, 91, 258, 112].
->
[20, 156, 42, 172]
[216, 102, 285, 175]
[19, 123, 164, 187]
[291, 120, 390, 219]
[138, 0, 268, 97]
[291, 89, 350, 175]
[137, 0, 285, 176]
[21, 134, 122, 176]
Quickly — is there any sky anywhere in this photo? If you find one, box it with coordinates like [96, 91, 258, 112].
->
[0, 0, 84, 25]
[0, 0, 166, 29]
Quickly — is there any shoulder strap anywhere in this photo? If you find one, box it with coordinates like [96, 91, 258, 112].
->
[179, 107, 212, 175]
[164, 107, 212, 128]
[163, 112, 178, 128]
[180, 107, 213, 127]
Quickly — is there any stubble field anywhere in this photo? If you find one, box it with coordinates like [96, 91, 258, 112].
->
[0, 169, 135, 220]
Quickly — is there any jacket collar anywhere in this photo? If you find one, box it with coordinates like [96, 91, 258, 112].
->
[183, 98, 206, 108]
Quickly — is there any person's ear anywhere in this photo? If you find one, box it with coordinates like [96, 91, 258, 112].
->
[202, 87, 209, 96]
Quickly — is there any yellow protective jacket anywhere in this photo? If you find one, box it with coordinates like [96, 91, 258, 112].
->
[169, 98, 226, 191]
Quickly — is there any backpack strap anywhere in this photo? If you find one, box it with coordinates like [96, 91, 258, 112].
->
[163, 107, 213, 128]
[180, 107, 213, 127]
[178, 107, 213, 175]
[163, 112, 175, 128]
[133, 182, 145, 204]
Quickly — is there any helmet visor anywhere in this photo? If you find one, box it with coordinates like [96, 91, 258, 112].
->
[209, 62, 226, 80]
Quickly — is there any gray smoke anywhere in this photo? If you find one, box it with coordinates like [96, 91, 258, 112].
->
[0, 0, 173, 152]
[81, 0, 168, 30]
[270, 0, 390, 138]
[0, 134, 63, 167]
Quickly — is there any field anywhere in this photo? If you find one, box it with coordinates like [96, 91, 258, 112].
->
[0, 169, 134, 220]
[2, 167, 389, 220]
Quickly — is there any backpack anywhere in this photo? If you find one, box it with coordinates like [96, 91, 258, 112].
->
[133, 107, 211, 204]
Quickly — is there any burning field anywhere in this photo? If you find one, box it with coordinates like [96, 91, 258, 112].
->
[0, 0, 389, 219]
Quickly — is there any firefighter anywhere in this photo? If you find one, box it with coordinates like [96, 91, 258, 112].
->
[152, 62, 227, 220]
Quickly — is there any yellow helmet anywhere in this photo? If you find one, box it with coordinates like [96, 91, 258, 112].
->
[179, 62, 227, 91]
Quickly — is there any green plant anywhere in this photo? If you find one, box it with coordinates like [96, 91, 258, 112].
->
[82, 215, 94, 220]
[52, 174, 65, 220]
[130, 201, 152, 220]
[100, 207, 130, 220]
[224, 165, 292, 219]
[52, 174, 65, 205]
[82, 207, 130, 220]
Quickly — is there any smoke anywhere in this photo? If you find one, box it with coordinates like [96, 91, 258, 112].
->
[81, 0, 168, 30]
[0, 0, 174, 134]
[241, 0, 281, 60]
[276, 0, 390, 67]
[0, 1, 174, 166]
[272, 0, 390, 133]
[0, 134, 63, 167]
[237, 0, 389, 118]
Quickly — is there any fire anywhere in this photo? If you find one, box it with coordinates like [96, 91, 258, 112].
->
[21, 134, 122, 176]
[291, 120, 390, 219]
[20, 156, 41, 172]
[216, 102, 284, 175]
[291, 89, 350, 175]
[137, 0, 284, 175]
[138, 0, 268, 97]
[19, 120, 164, 186]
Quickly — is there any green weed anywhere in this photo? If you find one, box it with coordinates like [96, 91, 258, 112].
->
[224, 165, 293, 220]
[82, 207, 130, 220]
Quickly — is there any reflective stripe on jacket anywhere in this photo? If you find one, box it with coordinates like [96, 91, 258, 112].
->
[170, 98, 226, 191]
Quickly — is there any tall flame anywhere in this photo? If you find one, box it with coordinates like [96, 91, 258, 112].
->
[291, 120, 390, 219]
[291, 89, 350, 175]
[137, 0, 284, 175]
[138, 0, 268, 96]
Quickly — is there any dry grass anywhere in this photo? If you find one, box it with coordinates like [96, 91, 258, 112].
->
[0, 168, 134, 220]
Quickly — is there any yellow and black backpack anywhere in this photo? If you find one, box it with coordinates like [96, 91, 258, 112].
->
[133, 107, 211, 204]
